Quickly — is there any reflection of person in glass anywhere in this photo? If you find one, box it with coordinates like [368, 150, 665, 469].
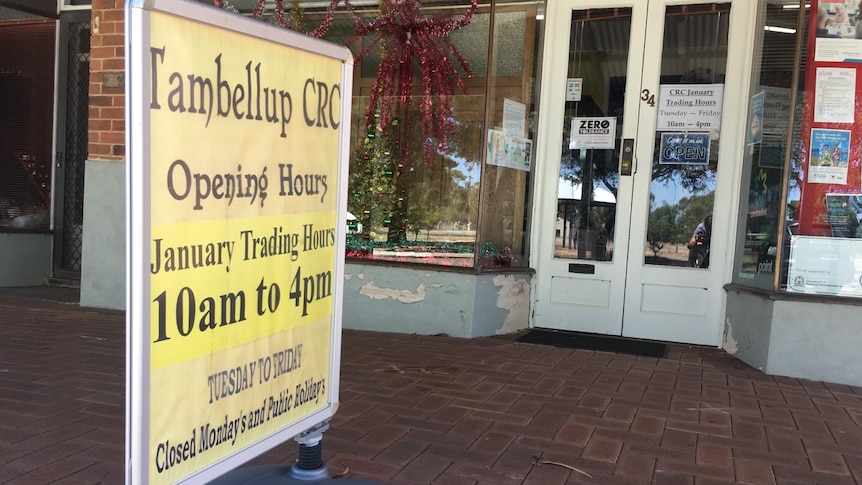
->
[687, 215, 711, 268]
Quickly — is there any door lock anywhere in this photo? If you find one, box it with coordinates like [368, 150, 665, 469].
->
[620, 138, 635, 176]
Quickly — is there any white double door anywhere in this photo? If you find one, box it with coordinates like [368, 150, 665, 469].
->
[531, 0, 754, 346]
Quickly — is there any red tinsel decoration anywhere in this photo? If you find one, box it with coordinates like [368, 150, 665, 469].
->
[341, 0, 477, 163]
[227, 0, 477, 164]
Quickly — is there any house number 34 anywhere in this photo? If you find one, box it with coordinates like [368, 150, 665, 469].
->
[641, 89, 655, 107]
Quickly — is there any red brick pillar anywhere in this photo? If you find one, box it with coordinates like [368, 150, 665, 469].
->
[88, 0, 126, 160]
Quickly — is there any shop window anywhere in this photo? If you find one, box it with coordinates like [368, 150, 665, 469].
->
[219, 1, 539, 269]
[735, 0, 862, 299]
[0, 19, 54, 232]
[317, 2, 539, 268]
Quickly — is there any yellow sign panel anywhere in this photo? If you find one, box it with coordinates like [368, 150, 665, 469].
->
[126, 2, 352, 483]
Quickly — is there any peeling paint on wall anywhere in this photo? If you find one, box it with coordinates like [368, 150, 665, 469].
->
[493, 274, 529, 335]
[359, 282, 426, 303]
[723, 318, 738, 354]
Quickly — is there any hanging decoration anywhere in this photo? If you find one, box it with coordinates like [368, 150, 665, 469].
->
[332, 0, 478, 163]
[209, 0, 478, 164]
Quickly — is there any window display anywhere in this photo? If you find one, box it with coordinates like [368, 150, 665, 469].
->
[735, 0, 862, 298]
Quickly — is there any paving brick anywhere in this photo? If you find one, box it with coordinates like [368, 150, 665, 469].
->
[807, 448, 851, 475]
[506, 397, 544, 419]
[581, 435, 622, 463]
[630, 414, 665, 437]
[445, 462, 524, 484]
[696, 442, 732, 468]
[656, 457, 734, 481]
[652, 468, 694, 485]
[578, 393, 611, 411]
[764, 430, 806, 458]
[734, 457, 776, 484]
[553, 422, 592, 446]
[602, 402, 636, 422]
[613, 443, 656, 482]
[772, 464, 858, 485]
[356, 424, 408, 448]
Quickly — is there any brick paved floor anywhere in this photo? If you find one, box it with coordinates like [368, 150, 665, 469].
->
[2, 296, 862, 484]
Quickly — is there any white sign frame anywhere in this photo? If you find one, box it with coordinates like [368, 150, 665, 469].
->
[125, 1, 353, 483]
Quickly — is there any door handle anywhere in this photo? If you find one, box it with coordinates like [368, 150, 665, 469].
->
[620, 138, 635, 175]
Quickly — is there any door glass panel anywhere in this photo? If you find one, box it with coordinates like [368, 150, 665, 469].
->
[646, 4, 729, 268]
[555, 8, 631, 261]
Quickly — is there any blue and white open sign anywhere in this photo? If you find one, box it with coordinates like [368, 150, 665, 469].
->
[658, 132, 711, 165]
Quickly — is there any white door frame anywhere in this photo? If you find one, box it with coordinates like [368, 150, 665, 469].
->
[530, 0, 758, 346]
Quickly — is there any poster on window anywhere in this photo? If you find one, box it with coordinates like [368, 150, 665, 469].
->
[814, 1, 862, 60]
[826, 193, 862, 237]
[487, 129, 532, 172]
[748, 91, 764, 145]
[809, 128, 850, 184]
[569, 117, 616, 149]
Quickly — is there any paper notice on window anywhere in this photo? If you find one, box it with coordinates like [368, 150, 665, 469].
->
[487, 129, 532, 172]
[787, 236, 862, 297]
[502, 98, 526, 137]
[814, 36, 862, 63]
[569, 117, 616, 149]
[566, 78, 583, 102]
[814, 68, 856, 123]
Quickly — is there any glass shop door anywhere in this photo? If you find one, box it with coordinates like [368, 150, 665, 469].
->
[532, 0, 743, 345]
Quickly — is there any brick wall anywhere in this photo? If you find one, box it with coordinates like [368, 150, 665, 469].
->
[88, 0, 125, 160]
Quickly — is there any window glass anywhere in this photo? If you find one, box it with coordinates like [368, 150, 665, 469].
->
[645, 5, 729, 269]
[234, 2, 541, 268]
[314, 1, 540, 268]
[732, 1, 801, 289]
[477, 7, 539, 269]
[0, 20, 55, 232]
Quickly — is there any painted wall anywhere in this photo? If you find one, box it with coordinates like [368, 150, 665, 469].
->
[723, 289, 774, 373]
[80, 160, 125, 309]
[726, 290, 862, 387]
[343, 263, 530, 338]
[0, 232, 51, 286]
[770, 299, 862, 387]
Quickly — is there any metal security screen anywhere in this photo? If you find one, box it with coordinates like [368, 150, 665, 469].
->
[54, 14, 90, 276]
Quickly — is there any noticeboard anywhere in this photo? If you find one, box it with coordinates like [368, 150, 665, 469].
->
[124, 1, 353, 483]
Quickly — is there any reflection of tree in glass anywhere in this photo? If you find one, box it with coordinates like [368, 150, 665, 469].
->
[648, 204, 680, 256]
[347, 96, 482, 246]
[645, 192, 713, 258]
